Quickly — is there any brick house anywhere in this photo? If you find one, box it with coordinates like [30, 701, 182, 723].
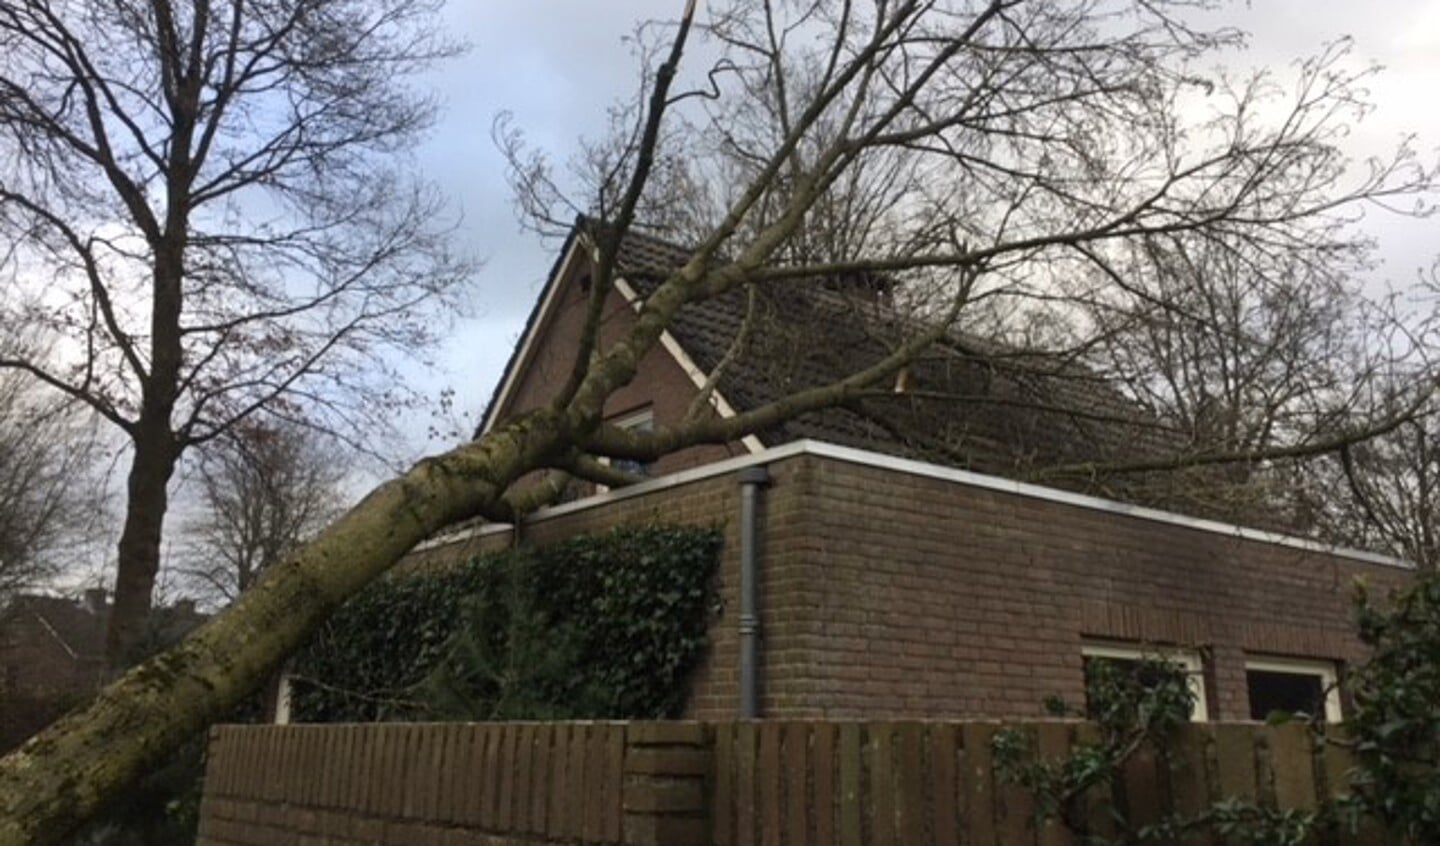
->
[0, 590, 206, 751]
[426, 221, 1411, 724]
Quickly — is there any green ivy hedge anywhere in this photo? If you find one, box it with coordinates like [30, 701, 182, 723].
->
[289, 523, 723, 722]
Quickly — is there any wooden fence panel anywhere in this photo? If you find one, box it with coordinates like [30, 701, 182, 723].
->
[963, 723, 999, 846]
[930, 724, 960, 846]
[783, 722, 810, 846]
[813, 723, 836, 846]
[758, 722, 782, 846]
[713, 723, 735, 846]
[1214, 723, 1260, 803]
[583, 723, 605, 842]
[1120, 740, 1163, 832]
[838, 723, 862, 846]
[1267, 723, 1317, 812]
[896, 723, 925, 846]
[737, 722, 758, 846]
[199, 719, 1383, 846]
[871, 723, 896, 846]
[546, 723, 569, 838]
[1035, 723, 1073, 846]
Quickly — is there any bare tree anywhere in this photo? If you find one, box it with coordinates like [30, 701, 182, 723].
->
[0, 368, 107, 602]
[1311, 269, 1440, 568]
[179, 423, 346, 604]
[2, 2, 1438, 842]
[1332, 417, 1439, 568]
[0, 0, 470, 661]
[1040, 229, 1432, 525]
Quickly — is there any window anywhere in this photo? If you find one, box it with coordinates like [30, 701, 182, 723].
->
[608, 408, 655, 479]
[1081, 641, 1209, 721]
[1245, 656, 1342, 722]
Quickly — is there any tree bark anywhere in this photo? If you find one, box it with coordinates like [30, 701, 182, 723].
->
[0, 410, 564, 846]
[106, 233, 186, 664]
[106, 425, 179, 664]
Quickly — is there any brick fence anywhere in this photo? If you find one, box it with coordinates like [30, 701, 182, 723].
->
[197, 719, 1379, 845]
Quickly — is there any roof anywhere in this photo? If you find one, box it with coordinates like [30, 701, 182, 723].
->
[0, 593, 209, 662]
[613, 226, 1180, 484]
[480, 220, 1303, 527]
[1, 594, 107, 658]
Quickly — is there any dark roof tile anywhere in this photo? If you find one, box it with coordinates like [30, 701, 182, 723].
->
[614, 227, 1181, 487]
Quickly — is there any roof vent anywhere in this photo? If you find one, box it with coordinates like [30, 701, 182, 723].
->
[82, 588, 107, 615]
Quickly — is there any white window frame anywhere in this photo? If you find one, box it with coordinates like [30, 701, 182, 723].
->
[612, 408, 655, 433]
[1244, 656, 1343, 723]
[596, 408, 656, 493]
[1081, 641, 1209, 721]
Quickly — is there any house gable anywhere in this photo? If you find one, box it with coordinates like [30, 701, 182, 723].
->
[479, 228, 759, 477]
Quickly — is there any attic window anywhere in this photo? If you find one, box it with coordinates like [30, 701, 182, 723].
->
[609, 408, 655, 479]
[1245, 656, 1341, 722]
[578, 273, 593, 294]
[1081, 641, 1209, 721]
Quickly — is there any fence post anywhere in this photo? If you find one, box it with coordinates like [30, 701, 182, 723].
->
[622, 722, 713, 846]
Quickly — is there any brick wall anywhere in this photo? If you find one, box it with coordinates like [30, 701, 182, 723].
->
[795, 456, 1411, 721]
[198, 720, 1380, 846]
[397, 448, 1409, 724]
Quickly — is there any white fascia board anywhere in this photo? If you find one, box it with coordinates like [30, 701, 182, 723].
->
[420, 438, 1411, 571]
[611, 276, 766, 455]
[794, 440, 1413, 570]
[476, 237, 586, 437]
[416, 442, 813, 550]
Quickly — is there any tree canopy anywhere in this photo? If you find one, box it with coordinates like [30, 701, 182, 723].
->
[0, 0, 471, 660]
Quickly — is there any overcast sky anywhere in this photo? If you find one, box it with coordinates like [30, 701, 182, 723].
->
[395, 0, 1440, 464]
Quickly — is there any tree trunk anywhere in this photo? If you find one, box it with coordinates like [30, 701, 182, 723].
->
[106, 233, 186, 664]
[105, 425, 179, 664]
[0, 413, 563, 846]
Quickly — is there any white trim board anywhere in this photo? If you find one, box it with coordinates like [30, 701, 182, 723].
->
[476, 236, 586, 436]
[417, 439, 1411, 570]
[611, 276, 765, 455]
[802, 441, 1410, 569]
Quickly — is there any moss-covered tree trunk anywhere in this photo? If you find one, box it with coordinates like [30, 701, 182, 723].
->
[0, 412, 565, 846]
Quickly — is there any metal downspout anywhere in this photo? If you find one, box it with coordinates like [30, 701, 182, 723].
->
[737, 465, 770, 719]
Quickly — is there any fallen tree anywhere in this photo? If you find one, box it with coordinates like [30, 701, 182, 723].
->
[2, 0, 1436, 842]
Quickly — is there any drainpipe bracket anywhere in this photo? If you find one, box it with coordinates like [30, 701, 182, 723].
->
[737, 466, 771, 486]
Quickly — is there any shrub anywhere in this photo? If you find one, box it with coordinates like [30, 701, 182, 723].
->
[290, 522, 723, 722]
[1346, 573, 1440, 841]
